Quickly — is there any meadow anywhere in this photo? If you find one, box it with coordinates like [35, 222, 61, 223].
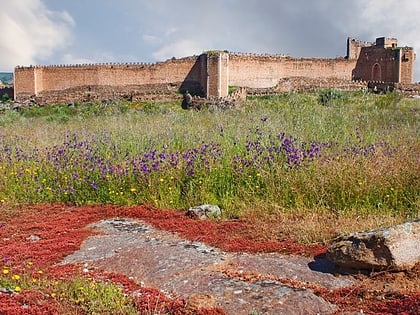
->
[0, 90, 419, 314]
[0, 90, 419, 241]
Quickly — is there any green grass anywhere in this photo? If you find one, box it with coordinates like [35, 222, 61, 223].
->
[0, 90, 418, 313]
[0, 91, 418, 220]
[0, 265, 138, 314]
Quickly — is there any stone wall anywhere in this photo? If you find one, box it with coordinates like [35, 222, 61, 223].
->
[15, 56, 205, 103]
[228, 53, 357, 89]
[352, 46, 400, 82]
[13, 37, 417, 104]
[205, 52, 229, 98]
[400, 47, 416, 84]
[246, 77, 367, 95]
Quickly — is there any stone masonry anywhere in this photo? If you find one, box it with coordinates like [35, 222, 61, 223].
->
[13, 37, 417, 104]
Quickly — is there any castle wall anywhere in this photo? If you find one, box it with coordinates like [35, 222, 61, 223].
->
[400, 47, 416, 84]
[14, 67, 36, 101]
[228, 54, 357, 88]
[347, 38, 373, 60]
[352, 46, 400, 82]
[13, 37, 416, 104]
[15, 57, 203, 103]
[205, 52, 229, 98]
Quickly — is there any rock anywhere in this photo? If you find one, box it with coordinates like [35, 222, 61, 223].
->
[26, 234, 41, 242]
[327, 219, 420, 271]
[186, 204, 222, 220]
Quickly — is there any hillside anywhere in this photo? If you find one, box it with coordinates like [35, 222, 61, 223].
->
[0, 72, 13, 85]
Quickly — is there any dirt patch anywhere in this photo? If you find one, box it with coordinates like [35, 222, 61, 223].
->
[0, 204, 419, 314]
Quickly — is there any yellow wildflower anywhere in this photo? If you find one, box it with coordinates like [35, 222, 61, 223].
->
[12, 274, 20, 281]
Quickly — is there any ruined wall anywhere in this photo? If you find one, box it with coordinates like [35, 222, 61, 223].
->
[13, 37, 416, 104]
[14, 67, 36, 101]
[352, 46, 400, 82]
[400, 47, 416, 84]
[347, 38, 373, 60]
[205, 52, 229, 98]
[228, 53, 357, 88]
[15, 56, 204, 103]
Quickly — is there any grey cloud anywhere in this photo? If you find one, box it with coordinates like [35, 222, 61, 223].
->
[2, 0, 419, 80]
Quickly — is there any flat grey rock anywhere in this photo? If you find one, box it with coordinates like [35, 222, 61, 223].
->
[63, 218, 355, 315]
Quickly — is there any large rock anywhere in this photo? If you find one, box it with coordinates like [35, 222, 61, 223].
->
[327, 219, 420, 271]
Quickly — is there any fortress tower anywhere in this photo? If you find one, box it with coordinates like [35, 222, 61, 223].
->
[348, 37, 416, 83]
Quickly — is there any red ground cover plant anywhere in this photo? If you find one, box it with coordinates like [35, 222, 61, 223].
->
[0, 204, 418, 314]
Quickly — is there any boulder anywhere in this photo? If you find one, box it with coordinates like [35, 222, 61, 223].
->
[327, 219, 420, 271]
[186, 204, 222, 220]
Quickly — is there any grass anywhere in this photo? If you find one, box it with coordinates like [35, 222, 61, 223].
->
[0, 91, 418, 225]
[1, 264, 138, 314]
[0, 90, 419, 313]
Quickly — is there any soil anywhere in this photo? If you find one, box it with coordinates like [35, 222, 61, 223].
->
[0, 204, 419, 314]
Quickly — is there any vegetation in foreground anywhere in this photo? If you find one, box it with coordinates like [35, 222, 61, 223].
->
[0, 89, 419, 314]
[0, 90, 418, 221]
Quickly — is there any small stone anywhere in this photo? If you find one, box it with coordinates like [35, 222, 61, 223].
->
[186, 204, 222, 220]
[26, 235, 41, 242]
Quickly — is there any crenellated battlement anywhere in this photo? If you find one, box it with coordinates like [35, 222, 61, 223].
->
[13, 37, 416, 104]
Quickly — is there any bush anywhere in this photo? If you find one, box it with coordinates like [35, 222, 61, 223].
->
[1, 93, 10, 103]
[319, 88, 343, 107]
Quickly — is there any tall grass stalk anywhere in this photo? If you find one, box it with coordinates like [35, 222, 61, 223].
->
[0, 93, 418, 220]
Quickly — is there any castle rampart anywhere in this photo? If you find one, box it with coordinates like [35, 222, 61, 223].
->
[13, 37, 417, 104]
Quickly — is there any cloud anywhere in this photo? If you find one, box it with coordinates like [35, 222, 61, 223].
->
[0, 0, 74, 71]
[61, 54, 95, 65]
[349, 0, 420, 81]
[152, 39, 205, 61]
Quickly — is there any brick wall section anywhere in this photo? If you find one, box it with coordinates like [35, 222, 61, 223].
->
[205, 52, 229, 98]
[352, 46, 400, 82]
[400, 47, 416, 84]
[15, 56, 203, 103]
[14, 67, 36, 101]
[228, 54, 357, 89]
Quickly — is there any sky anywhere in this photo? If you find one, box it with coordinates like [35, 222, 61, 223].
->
[1, 0, 419, 81]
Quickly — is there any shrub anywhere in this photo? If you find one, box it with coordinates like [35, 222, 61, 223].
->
[1, 93, 10, 103]
[319, 88, 343, 106]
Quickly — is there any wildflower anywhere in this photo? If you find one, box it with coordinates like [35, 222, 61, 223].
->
[38, 270, 43, 274]
[159, 178, 164, 183]
[27, 261, 33, 266]
[14, 286, 21, 292]
[51, 292, 57, 298]
[32, 278, 37, 283]
[3, 268, 9, 275]
[12, 274, 20, 281]
[130, 188, 136, 192]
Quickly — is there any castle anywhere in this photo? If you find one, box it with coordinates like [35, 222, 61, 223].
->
[12, 37, 417, 104]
